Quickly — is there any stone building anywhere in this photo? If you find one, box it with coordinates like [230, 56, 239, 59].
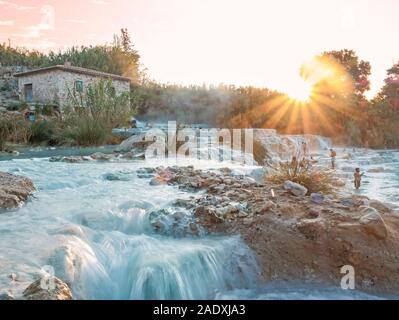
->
[14, 64, 131, 109]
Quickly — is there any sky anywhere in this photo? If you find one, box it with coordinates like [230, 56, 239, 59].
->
[0, 0, 398, 98]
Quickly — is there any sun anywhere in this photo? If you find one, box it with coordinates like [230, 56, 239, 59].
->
[286, 77, 313, 103]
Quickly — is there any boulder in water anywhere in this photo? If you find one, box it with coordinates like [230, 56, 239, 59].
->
[49, 156, 86, 163]
[368, 167, 385, 173]
[90, 152, 114, 161]
[0, 172, 36, 209]
[23, 277, 73, 300]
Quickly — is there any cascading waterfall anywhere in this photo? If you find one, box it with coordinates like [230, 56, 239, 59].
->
[0, 157, 261, 300]
[254, 129, 332, 162]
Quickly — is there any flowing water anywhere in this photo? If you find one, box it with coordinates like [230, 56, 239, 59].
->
[0, 135, 398, 300]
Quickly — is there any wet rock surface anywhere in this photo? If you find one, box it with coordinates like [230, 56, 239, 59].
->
[23, 277, 73, 300]
[49, 150, 146, 164]
[0, 172, 36, 209]
[148, 165, 399, 295]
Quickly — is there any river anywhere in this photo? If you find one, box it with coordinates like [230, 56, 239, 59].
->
[0, 139, 397, 300]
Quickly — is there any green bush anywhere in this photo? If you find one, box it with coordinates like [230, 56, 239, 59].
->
[41, 105, 57, 117]
[60, 118, 107, 146]
[64, 79, 135, 146]
[29, 120, 56, 144]
[0, 115, 31, 148]
[0, 119, 10, 150]
[6, 101, 28, 111]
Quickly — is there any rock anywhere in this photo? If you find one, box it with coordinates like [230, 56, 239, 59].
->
[310, 193, 324, 204]
[333, 178, 346, 187]
[0, 172, 36, 209]
[121, 152, 145, 160]
[188, 222, 200, 236]
[90, 152, 114, 161]
[170, 211, 186, 221]
[359, 206, 388, 240]
[120, 151, 135, 159]
[137, 167, 156, 174]
[257, 200, 276, 214]
[151, 219, 167, 232]
[243, 217, 254, 225]
[308, 208, 320, 218]
[296, 218, 324, 240]
[137, 173, 154, 179]
[278, 203, 296, 215]
[284, 180, 308, 197]
[368, 167, 385, 173]
[352, 195, 370, 207]
[103, 172, 132, 181]
[194, 206, 208, 216]
[340, 198, 354, 207]
[117, 134, 149, 152]
[369, 200, 392, 214]
[0, 290, 14, 300]
[149, 177, 165, 186]
[173, 199, 193, 208]
[215, 205, 239, 219]
[49, 156, 89, 163]
[23, 277, 73, 300]
[209, 184, 227, 194]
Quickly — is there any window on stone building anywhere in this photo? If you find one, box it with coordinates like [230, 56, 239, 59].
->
[109, 86, 116, 97]
[75, 80, 83, 93]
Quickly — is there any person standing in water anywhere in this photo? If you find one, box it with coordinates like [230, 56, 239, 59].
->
[291, 156, 298, 168]
[354, 168, 364, 190]
[330, 148, 337, 169]
[301, 142, 308, 158]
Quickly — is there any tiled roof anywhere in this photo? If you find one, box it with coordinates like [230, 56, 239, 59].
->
[14, 65, 131, 82]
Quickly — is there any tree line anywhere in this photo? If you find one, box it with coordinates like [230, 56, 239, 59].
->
[1, 30, 398, 148]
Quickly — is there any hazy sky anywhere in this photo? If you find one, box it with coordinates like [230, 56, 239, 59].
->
[1, 0, 398, 98]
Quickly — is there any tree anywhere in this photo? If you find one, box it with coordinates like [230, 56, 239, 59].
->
[377, 61, 399, 108]
[1, 29, 141, 82]
[321, 49, 371, 97]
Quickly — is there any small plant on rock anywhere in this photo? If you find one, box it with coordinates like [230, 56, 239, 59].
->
[266, 158, 339, 195]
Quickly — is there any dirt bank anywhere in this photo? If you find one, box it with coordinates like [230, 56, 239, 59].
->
[149, 165, 399, 295]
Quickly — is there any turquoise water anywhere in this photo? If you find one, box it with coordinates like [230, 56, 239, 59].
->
[0, 148, 396, 300]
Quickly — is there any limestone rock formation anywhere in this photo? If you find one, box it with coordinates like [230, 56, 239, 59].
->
[149, 165, 399, 295]
[23, 277, 73, 300]
[0, 172, 36, 209]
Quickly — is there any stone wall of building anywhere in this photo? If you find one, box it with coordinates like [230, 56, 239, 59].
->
[17, 70, 130, 109]
[55, 70, 130, 107]
[17, 70, 61, 106]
